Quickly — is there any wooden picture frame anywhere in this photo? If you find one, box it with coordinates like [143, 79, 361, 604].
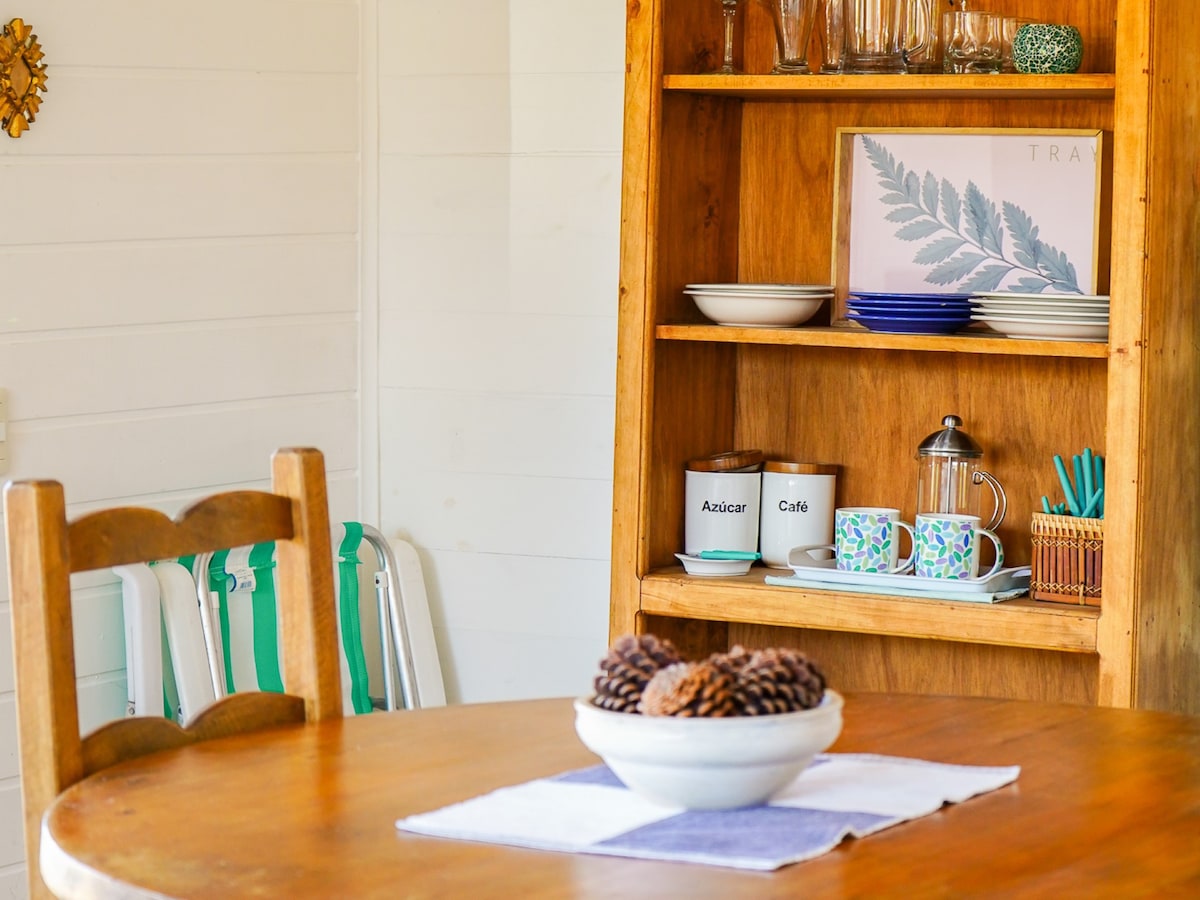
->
[830, 127, 1108, 319]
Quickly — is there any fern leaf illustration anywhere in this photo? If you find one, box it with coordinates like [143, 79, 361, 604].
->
[940, 179, 962, 233]
[927, 252, 987, 285]
[1003, 202, 1042, 270]
[1036, 244, 1081, 292]
[913, 236, 967, 265]
[921, 173, 940, 218]
[959, 264, 1013, 294]
[886, 206, 927, 223]
[895, 220, 944, 241]
[1013, 276, 1053, 292]
[964, 183, 1004, 255]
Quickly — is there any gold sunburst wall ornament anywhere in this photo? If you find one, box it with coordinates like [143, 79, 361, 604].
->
[0, 18, 47, 138]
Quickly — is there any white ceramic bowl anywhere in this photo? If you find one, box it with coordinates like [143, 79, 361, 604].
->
[688, 292, 826, 328]
[573, 690, 844, 809]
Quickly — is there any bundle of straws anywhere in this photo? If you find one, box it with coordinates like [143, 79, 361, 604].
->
[1042, 448, 1103, 518]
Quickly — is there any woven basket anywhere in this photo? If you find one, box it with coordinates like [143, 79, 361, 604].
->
[1029, 513, 1103, 606]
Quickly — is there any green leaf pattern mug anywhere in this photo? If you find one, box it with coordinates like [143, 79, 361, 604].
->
[915, 513, 1004, 580]
[834, 507, 915, 574]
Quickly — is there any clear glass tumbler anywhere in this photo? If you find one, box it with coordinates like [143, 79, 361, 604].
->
[1001, 16, 1037, 73]
[759, 0, 820, 74]
[842, 0, 908, 74]
[943, 10, 1003, 74]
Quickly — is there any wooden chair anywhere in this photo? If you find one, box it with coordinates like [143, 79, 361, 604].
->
[3, 447, 343, 899]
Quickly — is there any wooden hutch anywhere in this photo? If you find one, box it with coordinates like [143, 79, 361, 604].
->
[608, 0, 1199, 712]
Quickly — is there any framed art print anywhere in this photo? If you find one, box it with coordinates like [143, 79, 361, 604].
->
[831, 128, 1108, 312]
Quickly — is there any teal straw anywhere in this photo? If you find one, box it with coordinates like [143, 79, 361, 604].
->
[1054, 455, 1081, 516]
[1082, 448, 1095, 503]
[1041, 495, 1052, 514]
[1094, 456, 1105, 517]
[1073, 454, 1086, 510]
[1080, 488, 1104, 519]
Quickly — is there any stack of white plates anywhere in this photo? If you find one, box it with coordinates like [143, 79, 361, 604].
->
[970, 292, 1110, 342]
[684, 283, 834, 328]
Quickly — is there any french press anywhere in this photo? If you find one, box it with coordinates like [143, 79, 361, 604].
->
[915, 415, 1007, 530]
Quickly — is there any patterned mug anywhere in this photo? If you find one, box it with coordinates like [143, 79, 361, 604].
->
[914, 513, 1005, 580]
[833, 507, 915, 574]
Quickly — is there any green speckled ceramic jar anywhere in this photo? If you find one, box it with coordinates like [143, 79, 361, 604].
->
[1011, 24, 1083, 74]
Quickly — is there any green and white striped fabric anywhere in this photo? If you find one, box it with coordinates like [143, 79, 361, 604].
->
[204, 522, 375, 715]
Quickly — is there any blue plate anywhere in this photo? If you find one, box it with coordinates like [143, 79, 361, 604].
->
[848, 300, 973, 314]
[849, 291, 975, 302]
[847, 313, 972, 335]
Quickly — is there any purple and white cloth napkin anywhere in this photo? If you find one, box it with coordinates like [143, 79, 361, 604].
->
[396, 753, 1019, 870]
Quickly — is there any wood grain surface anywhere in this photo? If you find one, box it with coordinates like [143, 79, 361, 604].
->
[43, 694, 1200, 898]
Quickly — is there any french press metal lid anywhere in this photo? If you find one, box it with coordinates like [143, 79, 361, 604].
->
[917, 415, 983, 458]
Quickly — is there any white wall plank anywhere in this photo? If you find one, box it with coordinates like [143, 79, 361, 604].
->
[16, 1, 358, 73]
[0, 320, 357, 421]
[1, 238, 356, 333]
[0, 159, 357, 246]
[379, 1, 510, 75]
[9, 397, 357, 501]
[378, 311, 616, 396]
[380, 388, 613, 479]
[3, 72, 358, 157]
[434, 626, 603, 704]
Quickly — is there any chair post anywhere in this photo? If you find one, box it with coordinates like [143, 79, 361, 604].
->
[271, 448, 342, 721]
[3, 480, 83, 899]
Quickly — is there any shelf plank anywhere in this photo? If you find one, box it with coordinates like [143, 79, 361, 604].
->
[663, 73, 1116, 101]
[656, 323, 1110, 358]
[640, 568, 1099, 654]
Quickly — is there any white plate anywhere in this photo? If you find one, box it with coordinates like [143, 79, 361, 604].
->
[972, 298, 1109, 313]
[686, 290, 834, 301]
[686, 283, 834, 294]
[973, 291, 1110, 304]
[971, 315, 1109, 341]
[675, 553, 754, 577]
[972, 305, 1109, 321]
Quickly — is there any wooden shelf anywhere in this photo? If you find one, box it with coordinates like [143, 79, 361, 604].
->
[641, 567, 1099, 654]
[663, 73, 1116, 101]
[656, 323, 1110, 358]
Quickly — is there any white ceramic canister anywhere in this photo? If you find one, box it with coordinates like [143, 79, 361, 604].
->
[758, 461, 838, 568]
[684, 450, 764, 557]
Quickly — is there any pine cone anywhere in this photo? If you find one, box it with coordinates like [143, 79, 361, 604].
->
[638, 661, 738, 717]
[734, 647, 827, 715]
[591, 633, 681, 713]
[706, 644, 753, 678]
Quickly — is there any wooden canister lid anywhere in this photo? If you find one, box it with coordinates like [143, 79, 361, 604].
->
[763, 460, 840, 475]
[686, 449, 764, 472]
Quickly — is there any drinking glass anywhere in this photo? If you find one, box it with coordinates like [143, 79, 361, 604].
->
[904, 0, 944, 73]
[759, 0, 820, 74]
[842, 0, 908, 74]
[943, 10, 1003, 74]
[816, 0, 846, 73]
[1001, 16, 1037, 73]
[712, 0, 743, 74]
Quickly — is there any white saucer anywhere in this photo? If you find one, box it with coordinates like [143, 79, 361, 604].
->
[675, 553, 754, 577]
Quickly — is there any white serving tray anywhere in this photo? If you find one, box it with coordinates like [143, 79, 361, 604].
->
[781, 550, 1030, 602]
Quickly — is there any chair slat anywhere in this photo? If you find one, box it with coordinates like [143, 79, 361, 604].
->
[67, 491, 295, 573]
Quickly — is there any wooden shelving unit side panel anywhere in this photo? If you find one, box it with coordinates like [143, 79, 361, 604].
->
[1106, 0, 1200, 714]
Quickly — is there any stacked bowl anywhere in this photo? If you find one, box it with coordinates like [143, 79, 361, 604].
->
[846, 292, 975, 335]
[685, 283, 834, 328]
[970, 292, 1110, 342]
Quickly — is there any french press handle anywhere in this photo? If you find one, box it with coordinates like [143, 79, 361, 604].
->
[973, 470, 1007, 531]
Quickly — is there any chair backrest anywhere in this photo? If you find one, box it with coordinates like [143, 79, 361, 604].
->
[3, 447, 343, 898]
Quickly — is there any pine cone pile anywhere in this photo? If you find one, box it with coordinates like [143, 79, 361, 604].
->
[590, 635, 827, 717]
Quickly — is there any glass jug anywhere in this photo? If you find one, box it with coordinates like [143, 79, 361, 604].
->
[915, 415, 1007, 530]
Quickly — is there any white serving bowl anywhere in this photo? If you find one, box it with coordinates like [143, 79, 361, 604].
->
[674, 553, 754, 577]
[688, 292, 826, 328]
[573, 690, 844, 809]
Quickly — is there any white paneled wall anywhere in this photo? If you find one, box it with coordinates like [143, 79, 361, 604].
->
[376, 0, 623, 701]
[0, 0, 361, 892]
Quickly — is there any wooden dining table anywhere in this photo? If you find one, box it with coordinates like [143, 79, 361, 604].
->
[41, 692, 1200, 897]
